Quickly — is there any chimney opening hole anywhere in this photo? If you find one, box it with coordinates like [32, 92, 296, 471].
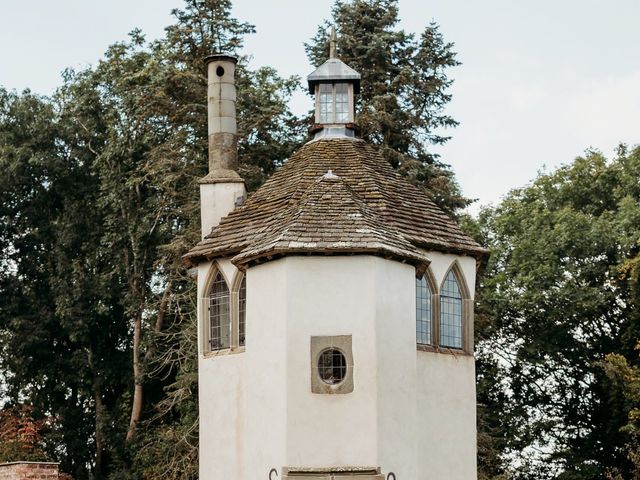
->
[216, 66, 225, 77]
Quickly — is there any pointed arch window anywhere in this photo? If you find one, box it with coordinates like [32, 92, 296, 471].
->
[440, 270, 463, 349]
[238, 275, 246, 347]
[416, 276, 432, 345]
[209, 271, 231, 350]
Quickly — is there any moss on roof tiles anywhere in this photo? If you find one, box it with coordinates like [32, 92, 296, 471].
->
[184, 137, 488, 268]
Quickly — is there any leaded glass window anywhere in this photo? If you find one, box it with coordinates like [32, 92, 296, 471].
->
[317, 83, 351, 124]
[440, 270, 463, 349]
[209, 271, 230, 350]
[319, 83, 333, 123]
[416, 276, 432, 345]
[335, 83, 349, 123]
[238, 275, 246, 347]
[318, 349, 347, 385]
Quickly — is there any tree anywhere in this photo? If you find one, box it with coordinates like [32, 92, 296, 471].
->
[1, 1, 470, 478]
[306, 0, 468, 213]
[0, 86, 128, 479]
[475, 145, 640, 478]
[0, 1, 303, 478]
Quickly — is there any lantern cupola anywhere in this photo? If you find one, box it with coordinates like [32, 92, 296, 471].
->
[307, 27, 360, 138]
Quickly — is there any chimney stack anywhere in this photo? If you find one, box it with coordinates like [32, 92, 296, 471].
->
[199, 54, 245, 239]
[203, 54, 242, 181]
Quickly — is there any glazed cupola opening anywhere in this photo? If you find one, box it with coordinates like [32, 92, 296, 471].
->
[307, 27, 361, 139]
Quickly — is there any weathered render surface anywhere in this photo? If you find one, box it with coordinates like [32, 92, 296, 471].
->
[416, 251, 478, 479]
[197, 254, 478, 480]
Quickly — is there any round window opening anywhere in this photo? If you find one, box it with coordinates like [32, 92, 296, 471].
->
[318, 348, 347, 385]
[216, 66, 225, 77]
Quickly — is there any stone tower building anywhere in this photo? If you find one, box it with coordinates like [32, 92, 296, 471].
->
[184, 37, 488, 480]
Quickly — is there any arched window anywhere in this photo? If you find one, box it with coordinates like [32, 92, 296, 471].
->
[238, 275, 246, 347]
[209, 271, 230, 350]
[416, 276, 432, 345]
[440, 270, 463, 349]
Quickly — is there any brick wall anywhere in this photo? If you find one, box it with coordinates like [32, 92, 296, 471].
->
[0, 462, 59, 480]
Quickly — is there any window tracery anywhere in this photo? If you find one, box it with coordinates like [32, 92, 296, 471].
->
[208, 270, 231, 350]
[416, 275, 432, 345]
[440, 270, 463, 349]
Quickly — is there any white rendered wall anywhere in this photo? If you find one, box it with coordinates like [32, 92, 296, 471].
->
[244, 261, 288, 480]
[425, 251, 477, 295]
[374, 259, 417, 479]
[417, 251, 478, 480]
[285, 256, 379, 468]
[199, 182, 245, 239]
[198, 259, 246, 480]
[416, 352, 476, 479]
[198, 253, 478, 480]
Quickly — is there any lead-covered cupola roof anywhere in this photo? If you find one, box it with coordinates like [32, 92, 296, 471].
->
[307, 26, 361, 94]
[307, 58, 361, 94]
[184, 138, 488, 270]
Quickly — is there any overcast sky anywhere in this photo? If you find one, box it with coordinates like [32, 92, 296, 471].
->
[2, 0, 639, 213]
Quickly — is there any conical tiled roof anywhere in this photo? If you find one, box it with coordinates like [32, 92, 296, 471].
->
[184, 137, 487, 269]
[232, 171, 430, 267]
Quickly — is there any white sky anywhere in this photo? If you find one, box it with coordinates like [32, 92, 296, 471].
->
[1, 0, 639, 213]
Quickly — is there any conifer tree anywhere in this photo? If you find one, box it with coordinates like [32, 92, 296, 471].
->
[306, 0, 468, 213]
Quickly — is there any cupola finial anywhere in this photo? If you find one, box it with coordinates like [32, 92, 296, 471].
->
[329, 26, 338, 59]
[307, 28, 361, 139]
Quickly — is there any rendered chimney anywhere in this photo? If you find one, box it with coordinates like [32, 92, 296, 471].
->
[203, 54, 243, 182]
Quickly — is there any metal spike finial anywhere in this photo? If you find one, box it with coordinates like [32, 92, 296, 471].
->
[329, 26, 338, 59]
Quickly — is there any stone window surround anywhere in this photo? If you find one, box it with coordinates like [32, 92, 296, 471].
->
[417, 261, 474, 356]
[201, 261, 246, 357]
[310, 335, 354, 394]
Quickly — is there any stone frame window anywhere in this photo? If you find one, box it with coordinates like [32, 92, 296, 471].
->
[310, 335, 354, 394]
[440, 269, 464, 349]
[203, 264, 247, 355]
[416, 269, 437, 346]
[208, 270, 231, 351]
[237, 274, 246, 347]
[416, 262, 473, 354]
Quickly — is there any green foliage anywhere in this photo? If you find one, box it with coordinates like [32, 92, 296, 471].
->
[0, 1, 302, 478]
[476, 146, 640, 478]
[306, 0, 468, 213]
[0, 1, 468, 478]
[0, 86, 125, 478]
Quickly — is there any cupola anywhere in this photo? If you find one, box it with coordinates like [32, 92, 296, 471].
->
[307, 27, 361, 138]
